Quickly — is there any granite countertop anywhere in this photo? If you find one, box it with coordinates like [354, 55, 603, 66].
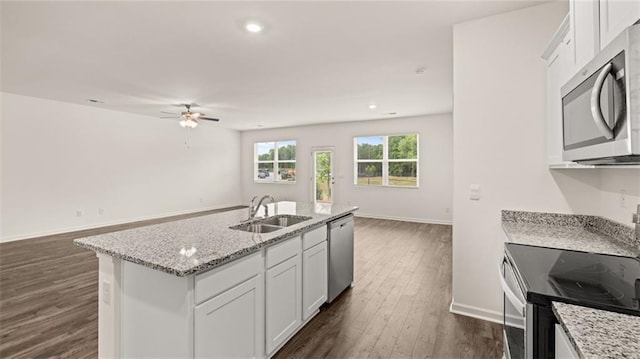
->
[502, 210, 639, 257]
[553, 302, 640, 359]
[74, 201, 358, 276]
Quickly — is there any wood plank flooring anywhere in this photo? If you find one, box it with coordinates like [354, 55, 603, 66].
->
[0, 214, 502, 358]
[273, 218, 503, 359]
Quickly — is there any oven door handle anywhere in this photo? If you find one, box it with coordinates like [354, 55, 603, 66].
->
[498, 260, 525, 316]
[590, 62, 615, 140]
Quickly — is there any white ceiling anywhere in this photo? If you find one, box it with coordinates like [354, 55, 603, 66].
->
[1, 1, 548, 130]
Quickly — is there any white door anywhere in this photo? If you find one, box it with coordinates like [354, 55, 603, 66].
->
[265, 255, 302, 355]
[312, 148, 335, 204]
[195, 274, 264, 358]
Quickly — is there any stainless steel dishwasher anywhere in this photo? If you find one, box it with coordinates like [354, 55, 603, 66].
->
[327, 214, 354, 303]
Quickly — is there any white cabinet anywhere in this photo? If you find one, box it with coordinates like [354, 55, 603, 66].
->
[194, 252, 265, 359]
[302, 241, 328, 320]
[570, 0, 600, 71]
[195, 274, 264, 359]
[544, 16, 580, 166]
[599, 0, 640, 49]
[265, 236, 302, 355]
[555, 324, 580, 359]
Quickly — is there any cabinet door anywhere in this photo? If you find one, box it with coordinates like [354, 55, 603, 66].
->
[570, 0, 599, 72]
[599, 0, 640, 49]
[547, 32, 576, 166]
[555, 324, 580, 359]
[195, 274, 264, 359]
[302, 241, 328, 321]
[266, 254, 302, 355]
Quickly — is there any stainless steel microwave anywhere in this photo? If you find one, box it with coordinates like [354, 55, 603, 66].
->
[561, 24, 640, 165]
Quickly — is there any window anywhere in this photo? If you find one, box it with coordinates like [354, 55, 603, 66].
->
[255, 140, 296, 182]
[354, 134, 418, 187]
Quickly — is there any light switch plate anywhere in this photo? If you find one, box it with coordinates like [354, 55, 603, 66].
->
[469, 184, 481, 200]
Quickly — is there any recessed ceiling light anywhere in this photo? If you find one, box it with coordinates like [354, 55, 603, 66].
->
[387, 112, 397, 115]
[245, 22, 263, 33]
[87, 99, 104, 104]
[415, 67, 427, 75]
[369, 104, 377, 110]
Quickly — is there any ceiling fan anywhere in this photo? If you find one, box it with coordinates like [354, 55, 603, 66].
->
[161, 104, 220, 128]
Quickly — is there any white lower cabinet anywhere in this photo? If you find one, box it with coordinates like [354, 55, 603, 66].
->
[195, 274, 264, 358]
[266, 252, 302, 355]
[555, 324, 580, 359]
[302, 241, 327, 320]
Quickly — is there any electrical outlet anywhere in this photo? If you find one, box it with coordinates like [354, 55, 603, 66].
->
[445, 207, 450, 214]
[102, 280, 111, 304]
[98, 208, 104, 215]
[76, 209, 83, 217]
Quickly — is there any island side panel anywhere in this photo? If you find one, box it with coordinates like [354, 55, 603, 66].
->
[121, 261, 194, 358]
[97, 253, 122, 359]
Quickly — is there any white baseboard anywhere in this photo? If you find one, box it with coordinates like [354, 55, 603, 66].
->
[449, 300, 503, 324]
[354, 212, 452, 226]
[0, 203, 243, 243]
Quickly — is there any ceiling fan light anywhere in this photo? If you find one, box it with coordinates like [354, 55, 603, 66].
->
[179, 119, 188, 128]
[187, 119, 198, 128]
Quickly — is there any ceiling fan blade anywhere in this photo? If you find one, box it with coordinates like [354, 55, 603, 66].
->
[160, 116, 179, 119]
[200, 117, 220, 122]
[160, 111, 177, 115]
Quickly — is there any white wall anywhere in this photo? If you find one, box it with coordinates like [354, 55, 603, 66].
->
[241, 114, 453, 224]
[0, 92, 242, 242]
[451, 1, 579, 322]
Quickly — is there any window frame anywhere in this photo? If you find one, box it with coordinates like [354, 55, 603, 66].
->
[353, 133, 419, 188]
[254, 140, 297, 184]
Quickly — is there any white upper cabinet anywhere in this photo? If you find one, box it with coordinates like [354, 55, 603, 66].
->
[545, 21, 574, 166]
[570, 0, 600, 72]
[599, 0, 640, 49]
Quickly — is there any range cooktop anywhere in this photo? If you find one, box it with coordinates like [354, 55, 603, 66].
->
[505, 243, 640, 316]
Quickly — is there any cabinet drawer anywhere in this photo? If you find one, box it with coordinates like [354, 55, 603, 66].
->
[195, 252, 263, 304]
[266, 235, 301, 269]
[302, 226, 327, 250]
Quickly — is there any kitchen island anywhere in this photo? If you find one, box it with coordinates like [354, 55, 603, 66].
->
[75, 201, 358, 358]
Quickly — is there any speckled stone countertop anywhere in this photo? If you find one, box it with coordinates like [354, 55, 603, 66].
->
[74, 201, 358, 276]
[553, 302, 640, 359]
[502, 210, 639, 257]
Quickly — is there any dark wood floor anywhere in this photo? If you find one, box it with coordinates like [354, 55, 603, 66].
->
[274, 218, 502, 359]
[0, 215, 502, 358]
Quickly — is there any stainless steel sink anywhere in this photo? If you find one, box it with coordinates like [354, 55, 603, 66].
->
[229, 215, 313, 233]
[258, 215, 312, 227]
[229, 223, 283, 233]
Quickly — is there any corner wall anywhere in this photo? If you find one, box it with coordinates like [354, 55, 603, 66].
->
[0, 92, 243, 241]
[241, 114, 453, 224]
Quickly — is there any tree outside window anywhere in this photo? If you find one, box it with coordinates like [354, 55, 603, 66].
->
[354, 134, 418, 187]
[255, 140, 296, 182]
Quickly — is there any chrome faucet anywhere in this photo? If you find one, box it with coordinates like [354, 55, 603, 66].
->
[249, 195, 276, 219]
[248, 196, 258, 220]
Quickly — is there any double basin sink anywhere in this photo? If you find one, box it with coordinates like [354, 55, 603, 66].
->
[230, 214, 313, 233]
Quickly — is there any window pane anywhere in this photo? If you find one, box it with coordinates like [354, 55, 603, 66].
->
[256, 163, 274, 181]
[277, 140, 296, 161]
[388, 135, 417, 159]
[388, 162, 417, 187]
[278, 162, 296, 182]
[356, 136, 384, 160]
[356, 162, 382, 185]
[256, 142, 275, 161]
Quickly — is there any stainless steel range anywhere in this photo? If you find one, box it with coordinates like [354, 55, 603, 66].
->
[500, 243, 640, 359]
